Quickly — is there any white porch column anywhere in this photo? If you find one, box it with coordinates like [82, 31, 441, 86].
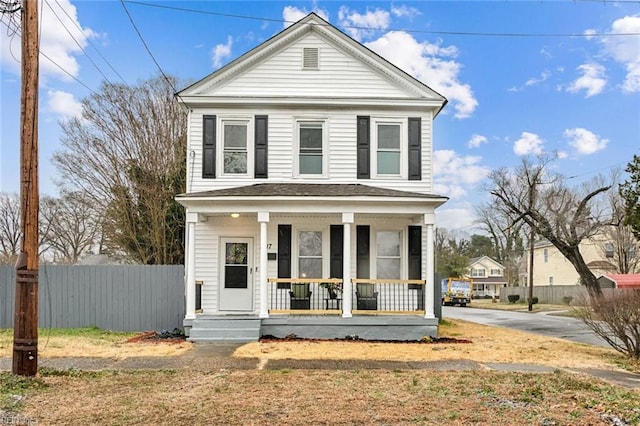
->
[184, 214, 198, 320]
[342, 212, 354, 318]
[424, 213, 436, 319]
[258, 211, 270, 318]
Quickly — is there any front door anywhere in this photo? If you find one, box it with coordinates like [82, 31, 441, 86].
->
[219, 238, 253, 311]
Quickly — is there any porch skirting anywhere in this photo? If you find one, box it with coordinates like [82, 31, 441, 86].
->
[186, 315, 438, 342]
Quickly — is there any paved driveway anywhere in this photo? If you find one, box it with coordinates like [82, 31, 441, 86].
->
[442, 306, 610, 348]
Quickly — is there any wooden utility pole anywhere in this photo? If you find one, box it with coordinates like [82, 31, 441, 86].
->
[13, 0, 40, 376]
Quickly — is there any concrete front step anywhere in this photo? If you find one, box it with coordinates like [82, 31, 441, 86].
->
[188, 316, 261, 342]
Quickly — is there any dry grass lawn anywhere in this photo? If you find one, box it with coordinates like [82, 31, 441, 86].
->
[235, 319, 633, 371]
[3, 320, 640, 425]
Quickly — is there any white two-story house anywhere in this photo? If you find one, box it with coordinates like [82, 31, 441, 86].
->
[176, 13, 448, 341]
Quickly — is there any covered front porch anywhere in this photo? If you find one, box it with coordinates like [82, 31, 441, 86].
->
[178, 183, 445, 341]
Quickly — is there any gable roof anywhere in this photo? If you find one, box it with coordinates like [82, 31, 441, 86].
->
[178, 13, 447, 114]
[599, 274, 640, 288]
[468, 255, 504, 269]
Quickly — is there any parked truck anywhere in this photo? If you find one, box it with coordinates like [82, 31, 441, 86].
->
[441, 277, 473, 307]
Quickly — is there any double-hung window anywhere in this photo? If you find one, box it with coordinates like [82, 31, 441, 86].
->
[222, 120, 250, 175]
[376, 231, 401, 279]
[298, 231, 323, 278]
[298, 121, 324, 175]
[372, 119, 404, 177]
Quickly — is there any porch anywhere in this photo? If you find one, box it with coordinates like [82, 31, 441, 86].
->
[186, 278, 438, 342]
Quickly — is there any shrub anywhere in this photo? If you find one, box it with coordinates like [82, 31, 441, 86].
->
[562, 296, 573, 305]
[507, 294, 520, 303]
[574, 290, 640, 359]
[528, 297, 539, 305]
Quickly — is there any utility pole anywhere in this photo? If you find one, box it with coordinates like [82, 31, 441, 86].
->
[13, 0, 40, 376]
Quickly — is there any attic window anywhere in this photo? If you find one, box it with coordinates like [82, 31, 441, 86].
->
[302, 47, 319, 70]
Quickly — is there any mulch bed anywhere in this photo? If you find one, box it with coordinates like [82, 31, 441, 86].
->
[259, 335, 472, 344]
[126, 329, 187, 344]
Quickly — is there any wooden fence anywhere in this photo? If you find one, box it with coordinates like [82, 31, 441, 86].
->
[1, 265, 184, 331]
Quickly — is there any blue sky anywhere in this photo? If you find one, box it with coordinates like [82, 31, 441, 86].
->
[1, 0, 639, 231]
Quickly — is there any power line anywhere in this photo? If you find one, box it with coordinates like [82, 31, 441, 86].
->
[52, 0, 128, 85]
[124, 0, 640, 38]
[43, 0, 115, 87]
[119, 0, 187, 107]
[0, 18, 99, 96]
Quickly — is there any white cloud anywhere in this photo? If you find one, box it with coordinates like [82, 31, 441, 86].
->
[366, 31, 477, 118]
[338, 7, 390, 40]
[584, 29, 597, 40]
[211, 36, 233, 69]
[467, 134, 488, 149]
[436, 204, 478, 231]
[566, 63, 607, 97]
[601, 15, 640, 93]
[513, 132, 544, 156]
[282, 6, 329, 28]
[525, 70, 551, 87]
[391, 5, 421, 18]
[433, 149, 490, 199]
[1, 0, 97, 80]
[557, 151, 569, 159]
[564, 128, 609, 155]
[47, 90, 82, 120]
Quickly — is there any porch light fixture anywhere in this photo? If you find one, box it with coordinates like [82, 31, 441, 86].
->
[230, 213, 240, 218]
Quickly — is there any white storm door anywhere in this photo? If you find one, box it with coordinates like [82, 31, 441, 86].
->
[219, 238, 254, 311]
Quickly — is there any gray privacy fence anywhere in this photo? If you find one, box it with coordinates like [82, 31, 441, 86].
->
[498, 285, 606, 305]
[1, 265, 185, 331]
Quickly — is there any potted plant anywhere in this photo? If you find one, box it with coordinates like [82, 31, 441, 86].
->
[320, 281, 342, 299]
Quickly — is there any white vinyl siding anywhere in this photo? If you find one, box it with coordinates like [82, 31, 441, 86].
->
[186, 110, 433, 194]
[213, 34, 410, 98]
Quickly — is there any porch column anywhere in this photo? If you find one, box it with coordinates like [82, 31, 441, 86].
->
[424, 213, 436, 319]
[258, 211, 270, 318]
[342, 212, 354, 318]
[185, 213, 198, 320]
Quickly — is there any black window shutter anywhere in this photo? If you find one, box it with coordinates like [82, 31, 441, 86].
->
[330, 225, 344, 279]
[408, 226, 423, 309]
[408, 226, 422, 280]
[254, 115, 268, 178]
[357, 116, 370, 179]
[408, 117, 421, 181]
[202, 115, 216, 178]
[356, 225, 370, 278]
[277, 225, 292, 289]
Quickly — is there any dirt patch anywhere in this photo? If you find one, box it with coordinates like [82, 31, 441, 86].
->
[126, 329, 187, 345]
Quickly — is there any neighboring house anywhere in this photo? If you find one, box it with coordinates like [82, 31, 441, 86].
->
[176, 13, 448, 342]
[520, 233, 637, 287]
[467, 256, 507, 297]
[597, 274, 640, 289]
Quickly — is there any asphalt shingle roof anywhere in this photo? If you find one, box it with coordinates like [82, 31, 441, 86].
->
[178, 183, 447, 199]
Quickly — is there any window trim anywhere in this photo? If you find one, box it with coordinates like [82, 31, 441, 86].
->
[371, 118, 407, 179]
[373, 228, 405, 280]
[471, 268, 486, 278]
[294, 118, 328, 177]
[294, 227, 328, 279]
[218, 117, 254, 177]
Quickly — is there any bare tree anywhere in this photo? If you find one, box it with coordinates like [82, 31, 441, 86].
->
[53, 75, 187, 264]
[40, 192, 101, 264]
[594, 191, 640, 274]
[487, 156, 616, 296]
[475, 200, 525, 286]
[0, 192, 21, 264]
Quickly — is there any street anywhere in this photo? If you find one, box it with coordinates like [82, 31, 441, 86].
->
[442, 306, 610, 348]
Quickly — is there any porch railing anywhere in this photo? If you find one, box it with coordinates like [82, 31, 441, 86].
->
[352, 279, 425, 313]
[266, 278, 425, 315]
